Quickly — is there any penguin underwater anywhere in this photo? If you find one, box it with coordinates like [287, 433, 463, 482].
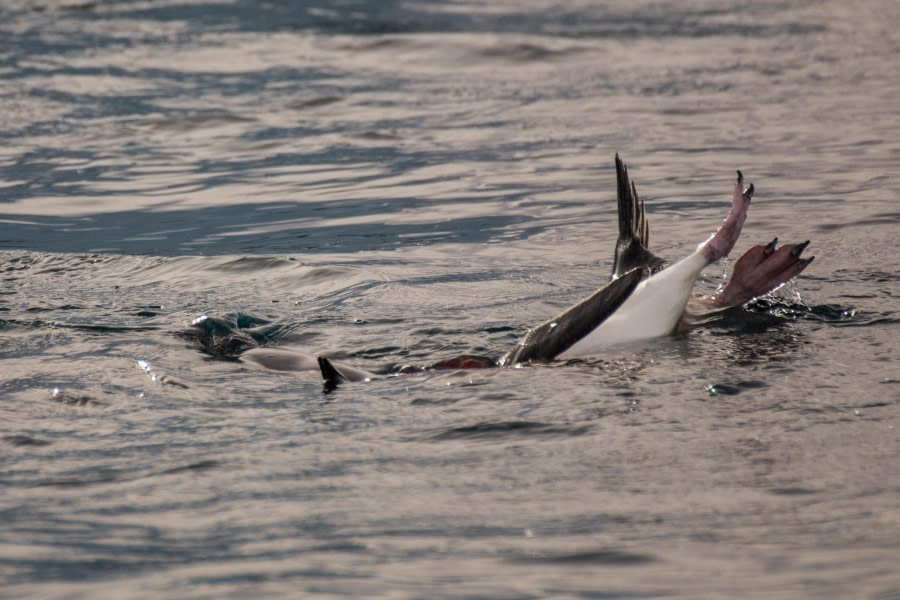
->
[187, 155, 814, 384]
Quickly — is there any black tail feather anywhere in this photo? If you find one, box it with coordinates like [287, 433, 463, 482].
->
[612, 154, 665, 280]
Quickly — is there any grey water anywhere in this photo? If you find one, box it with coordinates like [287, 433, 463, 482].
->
[1, 1, 899, 598]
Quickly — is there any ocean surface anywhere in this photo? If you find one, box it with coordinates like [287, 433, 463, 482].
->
[1, 1, 898, 598]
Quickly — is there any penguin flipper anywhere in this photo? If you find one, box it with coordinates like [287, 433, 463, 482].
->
[317, 356, 378, 387]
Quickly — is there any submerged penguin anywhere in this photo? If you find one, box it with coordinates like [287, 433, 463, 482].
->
[185, 155, 814, 384]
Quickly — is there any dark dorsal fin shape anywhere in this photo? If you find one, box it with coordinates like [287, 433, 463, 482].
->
[317, 356, 378, 386]
[317, 356, 345, 386]
[612, 154, 666, 280]
[501, 267, 645, 366]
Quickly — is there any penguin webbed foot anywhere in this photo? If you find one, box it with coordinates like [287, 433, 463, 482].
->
[713, 239, 814, 308]
[701, 172, 753, 262]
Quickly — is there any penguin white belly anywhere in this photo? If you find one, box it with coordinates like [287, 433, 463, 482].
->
[558, 251, 709, 358]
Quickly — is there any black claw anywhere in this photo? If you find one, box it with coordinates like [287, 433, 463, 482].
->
[737, 170, 743, 186]
[764, 237, 778, 255]
[745, 183, 754, 198]
[791, 240, 811, 257]
[798, 256, 815, 269]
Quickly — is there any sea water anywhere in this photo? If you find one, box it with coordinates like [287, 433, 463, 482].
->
[1, 1, 898, 597]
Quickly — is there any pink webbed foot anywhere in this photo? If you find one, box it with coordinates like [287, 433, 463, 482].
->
[701, 171, 754, 263]
[713, 238, 815, 308]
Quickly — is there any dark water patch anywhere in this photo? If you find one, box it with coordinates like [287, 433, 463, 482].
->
[0, 317, 158, 335]
[409, 396, 463, 407]
[291, 266, 364, 286]
[32, 472, 121, 488]
[713, 298, 874, 331]
[215, 256, 298, 273]
[724, 296, 892, 329]
[148, 111, 255, 132]
[231, 312, 273, 329]
[3, 556, 149, 584]
[510, 549, 656, 566]
[815, 212, 900, 232]
[705, 380, 768, 397]
[704, 305, 793, 333]
[50, 388, 109, 408]
[32, 459, 222, 489]
[10, 253, 120, 276]
[823, 268, 898, 289]
[423, 420, 592, 442]
[483, 325, 518, 334]
[297, 1, 828, 39]
[2, 204, 536, 256]
[66, 322, 159, 334]
[188, 565, 373, 587]
[873, 588, 900, 600]
[349, 130, 404, 141]
[156, 459, 221, 476]
[744, 298, 819, 322]
[2, 434, 51, 447]
[156, 374, 190, 390]
[288, 96, 344, 110]
[349, 345, 404, 361]
[0, 522, 238, 584]
[30, 1, 99, 12]
[859, 399, 894, 409]
[1, 255, 35, 272]
[797, 302, 861, 323]
[473, 42, 584, 64]
[24, 304, 84, 312]
[801, 304, 897, 327]
[768, 487, 820, 496]
[792, 405, 855, 416]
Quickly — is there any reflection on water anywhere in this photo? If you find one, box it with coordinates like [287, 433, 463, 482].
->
[1, 0, 899, 598]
